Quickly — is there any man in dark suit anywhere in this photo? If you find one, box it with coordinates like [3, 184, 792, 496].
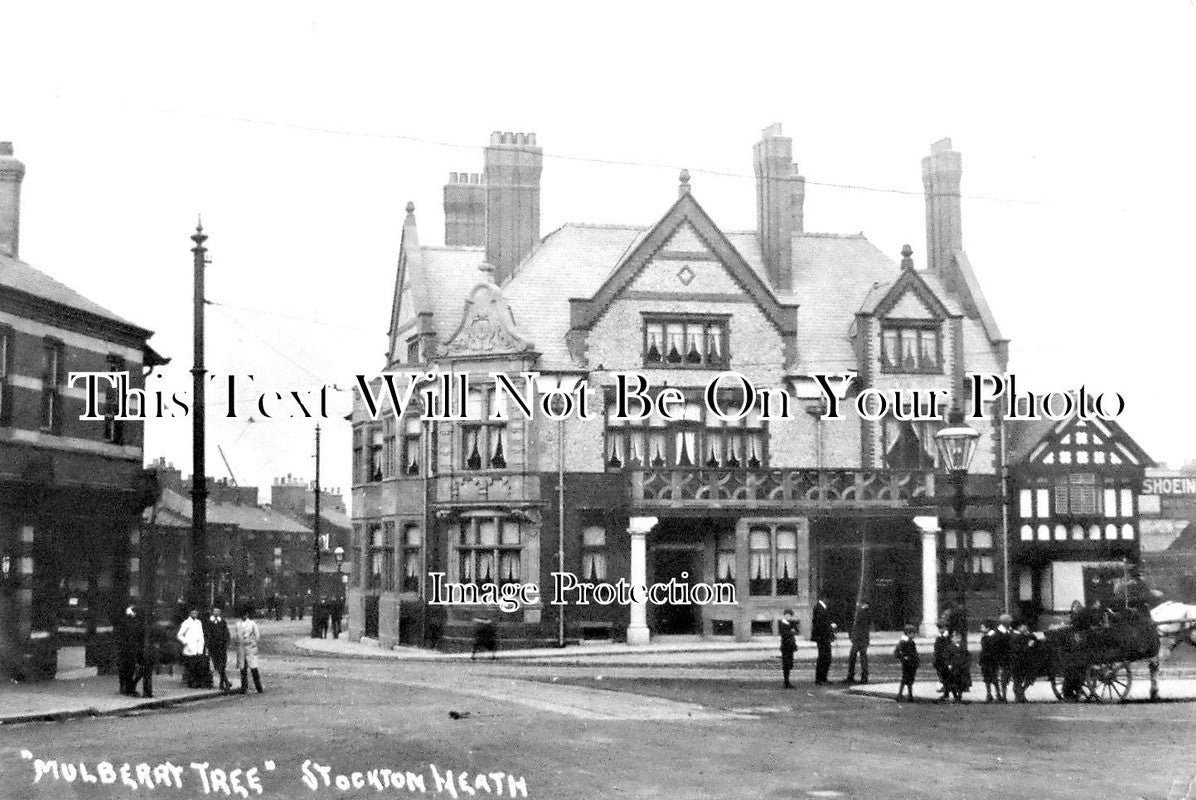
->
[116, 603, 145, 697]
[843, 600, 872, 684]
[810, 595, 835, 684]
[203, 604, 232, 691]
[778, 609, 798, 688]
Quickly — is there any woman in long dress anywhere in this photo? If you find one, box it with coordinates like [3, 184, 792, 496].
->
[232, 607, 263, 694]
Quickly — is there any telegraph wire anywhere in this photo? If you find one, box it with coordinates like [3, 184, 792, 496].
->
[138, 104, 1038, 206]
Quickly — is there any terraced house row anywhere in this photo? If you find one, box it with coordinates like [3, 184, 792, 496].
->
[346, 125, 1048, 650]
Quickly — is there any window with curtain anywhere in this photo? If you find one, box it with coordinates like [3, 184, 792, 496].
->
[402, 417, 421, 475]
[367, 522, 386, 590]
[716, 532, 736, 583]
[880, 323, 942, 373]
[642, 316, 729, 368]
[461, 389, 508, 470]
[459, 516, 521, 586]
[402, 525, 421, 592]
[749, 528, 772, 596]
[581, 526, 606, 581]
[352, 427, 364, 485]
[775, 528, 798, 595]
[605, 391, 765, 471]
[368, 426, 384, 482]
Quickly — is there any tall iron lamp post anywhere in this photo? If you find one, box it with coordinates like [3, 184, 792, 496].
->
[934, 409, 980, 652]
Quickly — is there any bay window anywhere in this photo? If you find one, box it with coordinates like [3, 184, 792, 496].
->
[643, 315, 729, 368]
[459, 516, 522, 586]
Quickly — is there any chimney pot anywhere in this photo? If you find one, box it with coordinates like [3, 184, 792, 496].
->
[753, 124, 802, 292]
[0, 141, 26, 259]
[761, 122, 784, 139]
[484, 127, 543, 282]
[922, 138, 963, 280]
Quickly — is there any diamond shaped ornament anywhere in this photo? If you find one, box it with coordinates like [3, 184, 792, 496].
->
[677, 264, 695, 286]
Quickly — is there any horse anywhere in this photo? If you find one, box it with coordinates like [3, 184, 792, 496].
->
[1147, 601, 1196, 700]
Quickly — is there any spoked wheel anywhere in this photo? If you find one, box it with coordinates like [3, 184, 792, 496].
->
[1086, 662, 1132, 703]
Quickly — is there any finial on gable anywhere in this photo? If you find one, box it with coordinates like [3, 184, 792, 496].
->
[405, 201, 415, 216]
[900, 244, 914, 271]
[678, 169, 691, 197]
[478, 261, 496, 282]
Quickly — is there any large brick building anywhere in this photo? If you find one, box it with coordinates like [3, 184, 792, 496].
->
[348, 126, 1010, 649]
[0, 142, 162, 679]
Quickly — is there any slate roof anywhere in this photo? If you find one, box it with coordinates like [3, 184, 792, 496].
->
[146, 487, 310, 534]
[0, 252, 144, 331]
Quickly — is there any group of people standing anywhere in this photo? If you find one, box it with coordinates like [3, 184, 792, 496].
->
[310, 597, 344, 639]
[116, 603, 265, 698]
[777, 598, 1046, 703]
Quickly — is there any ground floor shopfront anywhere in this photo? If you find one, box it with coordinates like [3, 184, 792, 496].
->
[347, 469, 1006, 648]
[0, 473, 152, 681]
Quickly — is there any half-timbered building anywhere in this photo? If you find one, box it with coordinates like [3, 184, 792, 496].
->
[1006, 412, 1152, 627]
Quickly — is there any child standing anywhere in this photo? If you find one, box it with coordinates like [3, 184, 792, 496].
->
[979, 619, 1001, 703]
[944, 631, 970, 702]
[893, 624, 920, 702]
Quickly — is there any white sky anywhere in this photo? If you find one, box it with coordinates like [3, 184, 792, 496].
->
[4, 1, 1195, 499]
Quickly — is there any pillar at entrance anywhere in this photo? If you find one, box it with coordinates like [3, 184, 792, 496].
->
[914, 516, 940, 637]
[626, 516, 657, 645]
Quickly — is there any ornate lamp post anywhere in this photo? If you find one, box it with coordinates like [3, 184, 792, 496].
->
[934, 409, 980, 652]
[333, 546, 346, 598]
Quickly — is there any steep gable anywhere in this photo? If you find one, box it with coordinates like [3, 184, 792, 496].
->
[569, 192, 797, 343]
[1012, 415, 1153, 469]
[386, 202, 434, 366]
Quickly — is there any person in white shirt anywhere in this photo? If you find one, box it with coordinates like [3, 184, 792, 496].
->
[232, 607, 264, 694]
[176, 608, 206, 688]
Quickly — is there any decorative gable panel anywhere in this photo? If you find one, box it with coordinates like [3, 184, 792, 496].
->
[441, 281, 536, 358]
[886, 290, 935, 320]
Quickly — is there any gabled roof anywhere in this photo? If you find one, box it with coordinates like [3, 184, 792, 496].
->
[950, 250, 1005, 344]
[858, 262, 957, 320]
[1007, 412, 1153, 468]
[0, 251, 148, 334]
[441, 271, 537, 359]
[566, 192, 797, 338]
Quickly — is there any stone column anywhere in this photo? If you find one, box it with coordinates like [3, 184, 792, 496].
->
[914, 516, 940, 637]
[796, 518, 811, 636]
[626, 516, 657, 645]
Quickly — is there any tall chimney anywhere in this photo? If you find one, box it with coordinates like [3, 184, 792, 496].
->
[0, 142, 26, 259]
[922, 138, 963, 282]
[443, 171, 485, 246]
[753, 124, 804, 292]
[484, 131, 542, 283]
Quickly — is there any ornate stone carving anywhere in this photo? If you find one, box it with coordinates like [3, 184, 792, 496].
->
[442, 277, 535, 357]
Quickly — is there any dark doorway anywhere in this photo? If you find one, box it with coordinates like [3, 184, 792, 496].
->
[651, 548, 701, 635]
[814, 519, 921, 631]
[364, 595, 380, 639]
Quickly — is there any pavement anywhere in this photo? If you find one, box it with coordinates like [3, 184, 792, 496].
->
[846, 677, 1196, 703]
[294, 629, 934, 664]
[0, 674, 227, 725]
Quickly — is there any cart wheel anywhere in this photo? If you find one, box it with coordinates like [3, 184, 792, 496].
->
[1088, 662, 1132, 703]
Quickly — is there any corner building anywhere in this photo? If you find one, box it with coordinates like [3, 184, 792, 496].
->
[348, 127, 1009, 649]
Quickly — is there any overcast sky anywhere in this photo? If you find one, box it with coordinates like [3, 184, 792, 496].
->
[4, 2, 1195, 500]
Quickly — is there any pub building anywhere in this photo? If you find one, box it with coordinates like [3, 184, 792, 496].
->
[1005, 411, 1153, 628]
[347, 127, 1009, 649]
[0, 143, 162, 680]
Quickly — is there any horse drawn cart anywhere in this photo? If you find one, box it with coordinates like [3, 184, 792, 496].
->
[1018, 609, 1160, 703]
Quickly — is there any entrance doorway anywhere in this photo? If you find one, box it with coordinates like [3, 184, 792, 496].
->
[814, 519, 921, 631]
[651, 548, 701, 635]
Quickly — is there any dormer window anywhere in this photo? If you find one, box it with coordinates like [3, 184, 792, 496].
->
[643, 315, 728, 368]
[881, 323, 942, 374]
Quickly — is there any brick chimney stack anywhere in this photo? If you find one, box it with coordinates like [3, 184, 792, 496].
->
[484, 131, 542, 283]
[922, 138, 963, 283]
[443, 171, 485, 247]
[753, 124, 804, 293]
[0, 142, 26, 259]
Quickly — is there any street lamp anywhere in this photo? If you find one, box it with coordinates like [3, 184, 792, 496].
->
[934, 408, 980, 652]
